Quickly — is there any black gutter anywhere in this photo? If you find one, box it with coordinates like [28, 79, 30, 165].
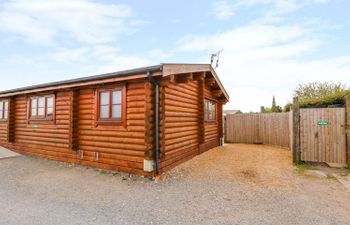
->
[147, 73, 160, 175]
[0, 65, 162, 96]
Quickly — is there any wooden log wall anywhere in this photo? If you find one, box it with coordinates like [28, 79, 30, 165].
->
[144, 80, 155, 160]
[7, 97, 16, 142]
[0, 74, 226, 175]
[0, 80, 148, 175]
[159, 80, 200, 172]
[77, 81, 146, 174]
[0, 120, 7, 142]
[201, 86, 220, 152]
[0, 92, 77, 163]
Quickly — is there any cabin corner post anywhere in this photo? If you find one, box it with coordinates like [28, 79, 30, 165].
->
[217, 102, 223, 145]
[143, 79, 156, 173]
[159, 85, 166, 164]
[145, 76, 163, 175]
[197, 73, 205, 146]
[292, 97, 301, 164]
[70, 90, 80, 151]
[345, 95, 350, 167]
[7, 96, 16, 143]
[144, 80, 154, 161]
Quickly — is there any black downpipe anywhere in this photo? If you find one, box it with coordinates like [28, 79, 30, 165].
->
[147, 73, 160, 174]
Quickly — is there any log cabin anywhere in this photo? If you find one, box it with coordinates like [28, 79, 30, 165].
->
[0, 64, 229, 176]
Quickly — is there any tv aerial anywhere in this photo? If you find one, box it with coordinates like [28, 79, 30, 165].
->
[211, 49, 223, 69]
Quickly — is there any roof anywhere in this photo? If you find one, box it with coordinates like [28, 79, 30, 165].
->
[0, 65, 162, 97]
[224, 110, 242, 115]
[0, 63, 229, 101]
[162, 64, 229, 100]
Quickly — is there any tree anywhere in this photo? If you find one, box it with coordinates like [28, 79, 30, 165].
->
[294, 82, 347, 99]
[261, 96, 283, 113]
[283, 103, 293, 112]
[294, 82, 350, 108]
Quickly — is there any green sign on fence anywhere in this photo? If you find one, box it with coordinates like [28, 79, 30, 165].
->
[317, 121, 329, 126]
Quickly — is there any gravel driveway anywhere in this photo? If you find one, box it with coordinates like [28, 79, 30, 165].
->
[0, 144, 349, 225]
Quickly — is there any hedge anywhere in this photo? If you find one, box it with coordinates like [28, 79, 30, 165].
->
[299, 90, 350, 108]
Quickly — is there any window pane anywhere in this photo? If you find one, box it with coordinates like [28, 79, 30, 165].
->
[100, 92, 110, 105]
[112, 105, 121, 118]
[31, 99, 37, 109]
[0, 102, 3, 111]
[47, 97, 53, 108]
[100, 105, 109, 118]
[4, 101, 8, 110]
[38, 97, 45, 108]
[38, 108, 45, 116]
[112, 91, 122, 104]
[4, 110, 7, 119]
[47, 107, 53, 116]
[0, 110, 3, 119]
[205, 99, 216, 121]
[31, 108, 37, 117]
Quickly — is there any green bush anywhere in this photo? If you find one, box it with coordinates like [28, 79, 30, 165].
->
[299, 90, 350, 108]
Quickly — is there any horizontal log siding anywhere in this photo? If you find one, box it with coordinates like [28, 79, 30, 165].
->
[15, 93, 70, 148]
[0, 75, 226, 175]
[0, 92, 78, 163]
[160, 80, 200, 172]
[0, 122, 8, 142]
[202, 86, 220, 152]
[0, 81, 148, 175]
[77, 81, 146, 174]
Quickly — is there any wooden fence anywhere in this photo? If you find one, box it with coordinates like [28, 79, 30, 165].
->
[225, 112, 291, 149]
[225, 96, 350, 166]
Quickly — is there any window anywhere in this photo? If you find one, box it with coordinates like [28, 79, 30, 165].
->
[205, 99, 216, 121]
[96, 86, 125, 126]
[29, 95, 55, 120]
[0, 100, 8, 121]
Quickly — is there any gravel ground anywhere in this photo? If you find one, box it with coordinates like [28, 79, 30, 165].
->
[0, 144, 349, 225]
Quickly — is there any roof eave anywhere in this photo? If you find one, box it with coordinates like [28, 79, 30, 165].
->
[0, 65, 162, 97]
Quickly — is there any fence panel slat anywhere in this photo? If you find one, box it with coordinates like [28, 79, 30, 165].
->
[300, 108, 346, 164]
[225, 112, 291, 149]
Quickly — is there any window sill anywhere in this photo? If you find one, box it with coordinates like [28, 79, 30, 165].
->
[28, 119, 55, 125]
[95, 120, 126, 130]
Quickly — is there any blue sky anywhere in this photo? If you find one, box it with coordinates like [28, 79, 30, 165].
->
[0, 0, 349, 112]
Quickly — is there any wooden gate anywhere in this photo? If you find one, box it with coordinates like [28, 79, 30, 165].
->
[300, 108, 347, 165]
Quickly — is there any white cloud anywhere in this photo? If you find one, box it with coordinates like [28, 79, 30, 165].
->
[177, 22, 350, 112]
[0, 0, 139, 44]
[212, 0, 330, 22]
[178, 24, 309, 53]
[48, 45, 154, 75]
[211, 0, 235, 20]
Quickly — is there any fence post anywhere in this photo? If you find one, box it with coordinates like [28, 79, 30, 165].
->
[292, 97, 301, 164]
[346, 95, 350, 167]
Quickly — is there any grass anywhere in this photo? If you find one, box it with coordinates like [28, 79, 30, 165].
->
[93, 169, 121, 176]
[295, 162, 340, 180]
[326, 173, 337, 180]
[295, 162, 312, 175]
